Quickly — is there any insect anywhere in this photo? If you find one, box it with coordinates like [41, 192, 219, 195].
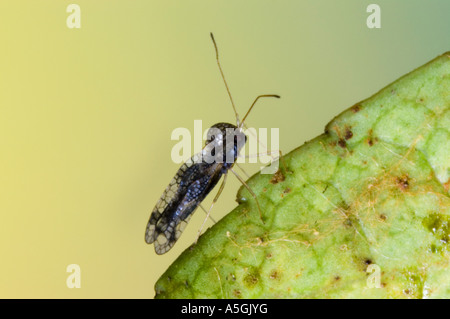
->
[145, 33, 280, 254]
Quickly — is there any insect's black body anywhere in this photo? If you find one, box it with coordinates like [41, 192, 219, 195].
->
[145, 123, 246, 254]
[145, 33, 279, 255]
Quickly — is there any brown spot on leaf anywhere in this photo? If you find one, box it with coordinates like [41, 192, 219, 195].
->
[269, 270, 281, 280]
[351, 104, 361, 113]
[270, 169, 285, 184]
[233, 289, 242, 298]
[444, 179, 450, 192]
[366, 129, 378, 146]
[284, 187, 291, 194]
[344, 128, 353, 140]
[364, 259, 373, 266]
[338, 139, 346, 148]
[244, 272, 259, 287]
[397, 175, 409, 191]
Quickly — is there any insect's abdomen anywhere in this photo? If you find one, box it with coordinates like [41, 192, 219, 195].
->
[145, 158, 223, 254]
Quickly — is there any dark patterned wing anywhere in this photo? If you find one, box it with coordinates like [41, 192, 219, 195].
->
[145, 154, 223, 254]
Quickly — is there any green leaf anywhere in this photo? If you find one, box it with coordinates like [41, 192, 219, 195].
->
[155, 52, 450, 299]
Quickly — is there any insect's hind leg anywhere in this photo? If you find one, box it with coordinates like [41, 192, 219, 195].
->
[238, 150, 279, 159]
[238, 123, 283, 175]
[199, 204, 217, 224]
[235, 162, 250, 178]
[195, 173, 228, 244]
[230, 167, 265, 224]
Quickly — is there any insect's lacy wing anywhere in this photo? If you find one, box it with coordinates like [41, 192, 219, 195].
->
[145, 153, 203, 254]
[151, 213, 194, 255]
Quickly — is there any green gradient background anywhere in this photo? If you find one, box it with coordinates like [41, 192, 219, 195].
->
[0, 1, 448, 298]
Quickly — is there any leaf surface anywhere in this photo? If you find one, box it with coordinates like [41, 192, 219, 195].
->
[155, 53, 450, 299]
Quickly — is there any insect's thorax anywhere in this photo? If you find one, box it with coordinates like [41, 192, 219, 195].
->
[202, 122, 246, 170]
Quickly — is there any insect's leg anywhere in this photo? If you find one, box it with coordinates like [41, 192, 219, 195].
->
[236, 153, 287, 185]
[235, 162, 250, 179]
[240, 123, 280, 172]
[195, 173, 228, 243]
[199, 204, 217, 224]
[238, 151, 279, 159]
[242, 122, 270, 155]
[230, 167, 265, 224]
[277, 150, 289, 174]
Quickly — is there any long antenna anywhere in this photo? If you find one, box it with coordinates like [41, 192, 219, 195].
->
[210, 32, 240, 126]
[240, 94, 280, 128]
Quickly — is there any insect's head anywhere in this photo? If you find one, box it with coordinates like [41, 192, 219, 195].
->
[205, 33, 280, 165]
[204, 122, 246, 165]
